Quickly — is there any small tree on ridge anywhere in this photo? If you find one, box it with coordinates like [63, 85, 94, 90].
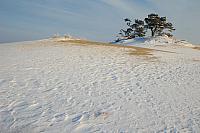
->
[116, 13, 175, 42]
[144, 13, 175, 37]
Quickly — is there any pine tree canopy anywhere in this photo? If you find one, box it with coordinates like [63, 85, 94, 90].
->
[116, 13, 175, 42]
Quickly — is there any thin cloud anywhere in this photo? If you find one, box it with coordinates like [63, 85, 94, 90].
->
[101, 0, 135, 13]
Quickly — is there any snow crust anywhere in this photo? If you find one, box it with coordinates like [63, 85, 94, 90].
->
[0, 39, 200, 132]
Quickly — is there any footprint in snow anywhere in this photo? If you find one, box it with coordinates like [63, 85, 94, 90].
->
[94, 111, 110, 120]
[0, 79, 7, 87]
[53, 113, 66, 122]
[72, 112, 90, 123]
[72, 115, 82, 123]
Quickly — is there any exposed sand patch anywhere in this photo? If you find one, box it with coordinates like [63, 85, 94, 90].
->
[57, 39, 176, 56]
[57, 39, 159, 61]
[193, 46, 200, 51]
[56, 39, 178, 62]
[128, 48, 153, 56]
[192, 58, 200, 62]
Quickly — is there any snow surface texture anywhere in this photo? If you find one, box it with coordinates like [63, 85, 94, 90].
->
[0, 38, 200, 133]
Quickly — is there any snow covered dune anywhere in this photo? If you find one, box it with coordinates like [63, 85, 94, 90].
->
[0, 39, 200, 132]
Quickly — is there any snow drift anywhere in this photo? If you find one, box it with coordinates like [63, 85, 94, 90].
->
[112, 36, 195, 48]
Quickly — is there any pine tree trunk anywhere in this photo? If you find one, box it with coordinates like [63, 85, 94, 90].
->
[151, 29, 155, 37]
[151, 27, 157, 37]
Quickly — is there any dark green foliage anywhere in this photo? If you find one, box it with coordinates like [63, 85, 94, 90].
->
[132, 19, 146, 37]
[144, 13, 175, 37]
[116, 13, 175, 42]
[118, 19, 146, 40]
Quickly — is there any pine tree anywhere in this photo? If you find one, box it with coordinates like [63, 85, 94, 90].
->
[145, 13, 175, 37]
[116, 13, 175, 42]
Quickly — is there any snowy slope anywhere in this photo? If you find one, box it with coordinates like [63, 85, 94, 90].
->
[0, 39, 200, 132]
[113, 36, 195, 48]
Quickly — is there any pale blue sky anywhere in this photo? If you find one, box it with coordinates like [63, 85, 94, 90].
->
[0, 0, 200, 44]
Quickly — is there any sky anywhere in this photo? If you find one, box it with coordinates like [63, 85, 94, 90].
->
[0, 0, 200, 44]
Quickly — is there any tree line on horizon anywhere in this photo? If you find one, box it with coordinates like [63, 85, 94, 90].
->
[116, 13, 175, 42]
